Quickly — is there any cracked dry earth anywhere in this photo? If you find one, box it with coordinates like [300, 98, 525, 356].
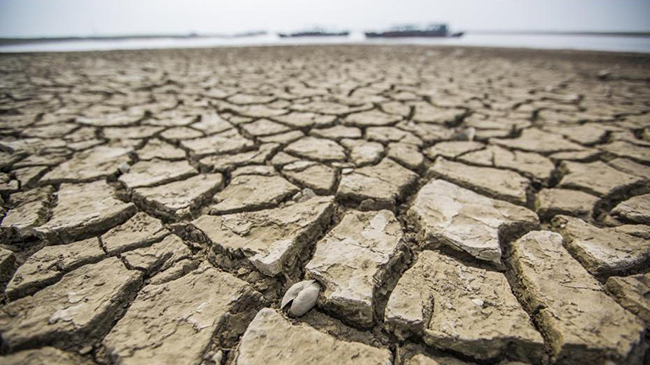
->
[0, 45, 649, 365]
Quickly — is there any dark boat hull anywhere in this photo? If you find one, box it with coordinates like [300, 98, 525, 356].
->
[279, 32, 350, 38]
[365, 30, 459, 38]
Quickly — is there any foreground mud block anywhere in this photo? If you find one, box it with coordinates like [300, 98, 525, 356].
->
[611, 193, 650, 224]
[103, 265, 261, 365]
[132, 173, 224, 219]
[601, 141, 650, 164]
[241, 118, 291, 136]
[235, 308, 391, 365]
[282, 160, 338, 194]
[0, 186, 53, 240]
[606, 272, 650, 325]
[305, 210, 406, 327]
[543, 123, 610, 146]
[337, 158, 418, 210]
[366, 126, 422, 146]
[408, 179, 538, 265]
[40, 145, 132, 184]
[609, 158, 650, 179]
[100, 212, 168, 255]
[120, 234, 191, 273]
[285, 136, 347, 162]
[290, 100, 369, 116]
[192, 196, 334, 276]
[118, 158, 197, 189]
[180, 129, 255, 157]
[510, 231, 645, 365]
[424, 141, 484, 160]
[275, 111, 336, 127]
[551, 215, 650, 277]
[5, 237, 105, 299]
[459, 145, 555, 182]
[386, 142, 424, 171]
[311, 125, 362, 140]
[260, 130, 304, 144]
[395, 121, 454, 144]
[534, 188, 598, 220]
[136, 138, 186, 160]
[342, 139, 384, 166]
[200, 144, 279, 172]
[0, 257, 142, 352]
[344, 109, 402, 127]
[385, 250, 543, 362]
[412, 102, 465, 125]
[558, 160, 645, 198]
[491, 128, 584, 154]
[33, 181, 136, 243]
[429, 157, 530, 205]
[210, 174, 300, 214]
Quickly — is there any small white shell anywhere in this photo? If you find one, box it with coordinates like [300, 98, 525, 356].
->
[118, 162, 131, 174]
[293, 188, 317, 203]
[289, 281, 320, 317]
[281, 280, 311, 309]
[463, 127, 476, 142]
[452, 127, 476, 142]
[281, 280, 321, 317]
[211, 351, 223, 364]
[302, 188, 316, 199]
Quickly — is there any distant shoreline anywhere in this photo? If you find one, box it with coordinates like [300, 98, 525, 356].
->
[467, 30, 650, 37]
[0, 32, 266, 46]
[1, 30, 650, 46]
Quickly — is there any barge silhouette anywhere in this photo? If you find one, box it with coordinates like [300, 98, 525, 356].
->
[365, 24, 463, 38]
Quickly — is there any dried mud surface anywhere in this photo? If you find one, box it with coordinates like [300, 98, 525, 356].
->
[0, 45, 649, 365]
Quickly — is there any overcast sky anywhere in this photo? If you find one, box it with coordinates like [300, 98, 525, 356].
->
[1, 0, 649, 38]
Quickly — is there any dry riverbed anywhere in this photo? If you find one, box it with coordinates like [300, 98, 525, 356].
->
[0, 45, 649, 364]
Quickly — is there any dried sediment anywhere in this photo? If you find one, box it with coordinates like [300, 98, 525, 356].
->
[0, 45, 649, 364]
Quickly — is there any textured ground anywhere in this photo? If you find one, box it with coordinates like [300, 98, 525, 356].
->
[0, 45, 649, 365]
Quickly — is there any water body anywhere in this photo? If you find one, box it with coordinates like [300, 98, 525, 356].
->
[1, 33, 649, 54]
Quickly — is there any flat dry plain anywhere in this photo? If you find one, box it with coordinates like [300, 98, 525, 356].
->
[0, 45, 649, 365]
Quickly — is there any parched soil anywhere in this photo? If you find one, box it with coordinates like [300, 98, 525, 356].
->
[0, 45, 649, 365]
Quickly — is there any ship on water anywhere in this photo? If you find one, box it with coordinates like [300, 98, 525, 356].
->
[365, 23, 463, 38]
[278, 27, 350, 38]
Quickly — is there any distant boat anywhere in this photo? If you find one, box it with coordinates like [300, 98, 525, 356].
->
[231, 31, 267, 38]
[365, 23, 462, 38]
[278, 28, 350, 38]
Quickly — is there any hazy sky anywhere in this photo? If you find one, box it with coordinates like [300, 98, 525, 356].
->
[1, 0, 649, 37]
